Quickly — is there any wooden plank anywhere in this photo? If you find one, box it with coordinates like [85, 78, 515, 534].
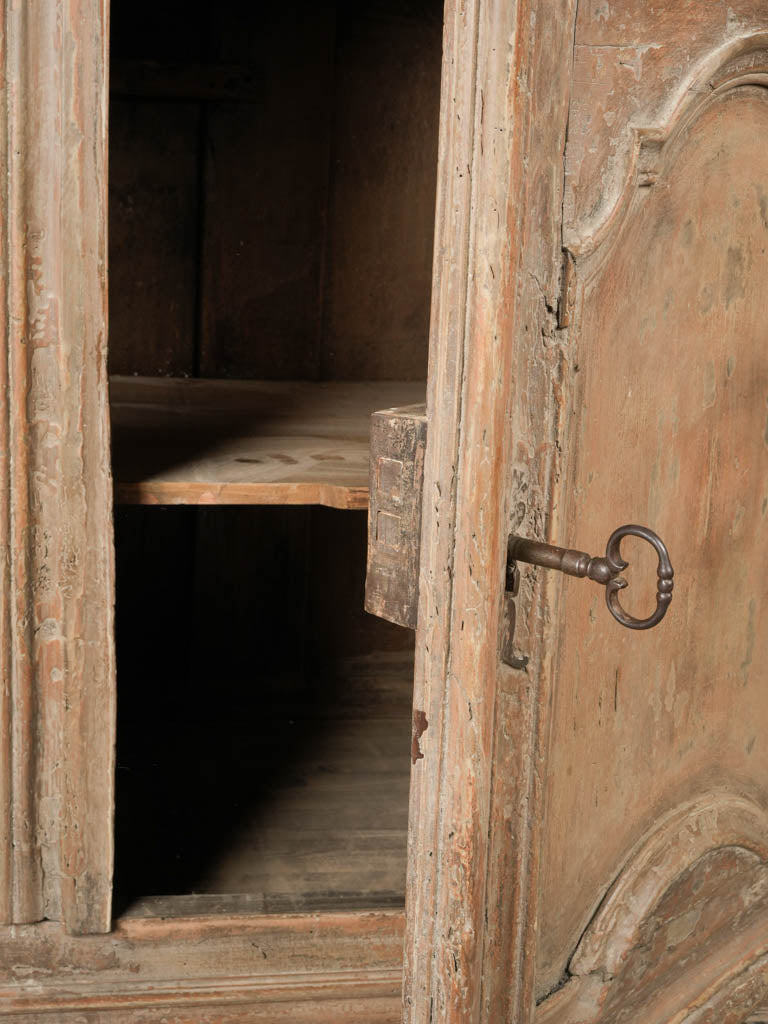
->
[365, 405, 427, 629]
[403, 0, 577, 1020]
[110, 376, 425, 508]
[0, 912, 403, 1021]
[122, 892, 405, 918]
[0, 0, 115, 933]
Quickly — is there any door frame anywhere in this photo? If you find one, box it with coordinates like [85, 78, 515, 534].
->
[0, 0, 115, 935]
[405, 1, 577, 1020]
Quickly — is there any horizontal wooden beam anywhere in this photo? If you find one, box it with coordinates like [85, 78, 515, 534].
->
[0, 912, 404, 1020]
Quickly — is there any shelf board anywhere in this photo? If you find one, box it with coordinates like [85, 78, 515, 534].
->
[110, 375, 426, 509]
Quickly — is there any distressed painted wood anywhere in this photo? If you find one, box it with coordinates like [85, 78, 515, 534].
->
[536, 795, 768, 1022]
[365, 405, 427, 629]
[405, 1, 768, 1022]
[0, 0, 115, 933]
[530, 7, 768, 1022]
[564, 3, 768, 253]
[6, 0, 768, 1020]
[403, 0, 577, 1020]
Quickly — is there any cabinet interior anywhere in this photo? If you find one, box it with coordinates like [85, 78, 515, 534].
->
[108, 0, 442, 918]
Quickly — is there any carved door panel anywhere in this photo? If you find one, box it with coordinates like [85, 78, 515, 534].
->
[534, 7, 768, 1022]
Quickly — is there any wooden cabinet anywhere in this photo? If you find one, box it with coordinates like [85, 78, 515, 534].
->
[2, 1, 768, 1022]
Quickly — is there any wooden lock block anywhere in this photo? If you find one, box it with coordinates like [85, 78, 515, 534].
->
[365, 404, 427, 629]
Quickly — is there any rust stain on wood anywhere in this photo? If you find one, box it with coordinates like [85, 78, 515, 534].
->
[411, 710, 428, 765]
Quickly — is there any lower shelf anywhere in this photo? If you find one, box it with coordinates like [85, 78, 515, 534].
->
[110, 375, 426, 509]
[114, 653, 413, 918]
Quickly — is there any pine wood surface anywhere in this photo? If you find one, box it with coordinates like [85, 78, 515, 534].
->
[535, 14, 768, 1013]
[0, 0, 116, 934]
[0, 911, 404, 1020]
[402, 1, 577, 1020]
[110, 376, 425, 508]
[114, 651, 412, 916]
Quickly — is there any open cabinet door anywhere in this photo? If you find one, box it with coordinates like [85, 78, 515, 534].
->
[403, 1, 768, 1021]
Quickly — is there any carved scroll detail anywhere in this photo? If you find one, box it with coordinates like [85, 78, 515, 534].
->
[536, 793, 768, 1024]
[565, 32, 768, 264]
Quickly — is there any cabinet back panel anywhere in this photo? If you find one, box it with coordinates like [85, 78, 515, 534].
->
[321, 2, 442, 379]
[107, 0, 441, 380]
[109, 100, 201, 377]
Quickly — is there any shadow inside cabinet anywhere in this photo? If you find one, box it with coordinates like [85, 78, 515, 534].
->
[112, 506, 415, 918]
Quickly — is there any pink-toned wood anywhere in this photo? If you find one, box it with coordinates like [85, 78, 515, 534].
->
[0, 911, 403, 1021]
[403, 0, 576, 1021]
[8, 0, 768, 1020]
[0, 0, 115, 933]
[531, 10, 768, 1020]
[536, 794, 768, 1022]
[564, 2, 768, 253]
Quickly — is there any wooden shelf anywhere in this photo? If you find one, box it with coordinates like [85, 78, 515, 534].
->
[115, 651, 413, 917]
[110, 375, 425, 509]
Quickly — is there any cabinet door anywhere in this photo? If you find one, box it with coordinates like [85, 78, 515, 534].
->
[405, 2, 768, 1022]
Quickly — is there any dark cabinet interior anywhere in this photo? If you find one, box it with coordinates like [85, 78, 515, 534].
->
[108, 0, 442, 917]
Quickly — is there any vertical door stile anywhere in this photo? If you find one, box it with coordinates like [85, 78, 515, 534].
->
[403, 0, 577, 1020]
[0, 0, 115, 934]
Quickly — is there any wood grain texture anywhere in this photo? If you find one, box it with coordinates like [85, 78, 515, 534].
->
[110, 376, 424, 508]
[365, 405, 427, 628]
[0, 911, 403, 1020]
[564, 2, 768, 251]
[403, 0, 576, 1021]
[0, 0, 115, 932]
[536, 24, 768, 1010]
[536, 794, 768, 1023]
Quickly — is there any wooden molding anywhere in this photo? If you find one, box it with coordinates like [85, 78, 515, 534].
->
[572, 792, 768, 979]
[0, 0, 115, 932]
[565, 31, 768, 262]
[536, 793, 768, 1024]
[0, 911, 403, 1021]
